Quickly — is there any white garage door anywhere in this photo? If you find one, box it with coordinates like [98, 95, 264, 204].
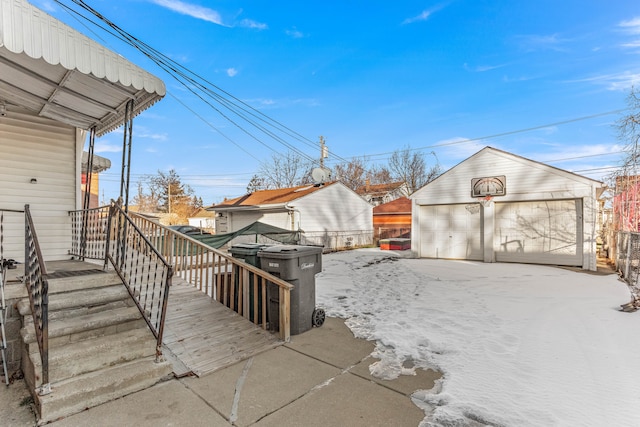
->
[419, 204, 482, 260]
[495, 199, 582, 266]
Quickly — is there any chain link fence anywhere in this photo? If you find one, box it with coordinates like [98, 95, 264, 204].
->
[616, 231, 640, 299]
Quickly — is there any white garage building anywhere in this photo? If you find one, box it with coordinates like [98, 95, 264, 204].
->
[411, 147, 605, 271]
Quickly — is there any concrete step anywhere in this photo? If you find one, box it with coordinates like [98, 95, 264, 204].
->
[29, 328, 157, 387]
[17, 284, 132, 318]
[20, 306, 145, 349]
[46, 271, 122, 294]
[35, 356, 173, 424]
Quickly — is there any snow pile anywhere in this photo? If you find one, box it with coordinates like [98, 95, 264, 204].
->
[315, 248, 640, 427]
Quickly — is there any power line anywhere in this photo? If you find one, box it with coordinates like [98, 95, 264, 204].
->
[55, 0, 321, 164]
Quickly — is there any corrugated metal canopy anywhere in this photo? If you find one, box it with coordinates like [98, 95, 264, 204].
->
[0, 0, 165, 136]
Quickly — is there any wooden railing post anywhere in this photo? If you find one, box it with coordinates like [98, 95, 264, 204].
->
[279, 286, 291, 342]
[125, 212, 294, 342]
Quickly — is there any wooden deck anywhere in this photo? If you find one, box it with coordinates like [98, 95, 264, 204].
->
[162, 277, 283, 377]
[16, 260, 284, 378]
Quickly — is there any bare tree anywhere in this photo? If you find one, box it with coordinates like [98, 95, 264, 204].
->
[388, 146, 441, 194]
[258, 151, 311, 189]
[246, 174, 267, 193]
[610, 87, 640, 232]
[132, 181, 160, 213]
[368, 164, 394, 185]
[333, 156, 369, 191]
[617, 87, 640, 173]
[134, 169, 201, 224]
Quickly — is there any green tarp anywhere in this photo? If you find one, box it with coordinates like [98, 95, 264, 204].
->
[188, 221, 300, 249]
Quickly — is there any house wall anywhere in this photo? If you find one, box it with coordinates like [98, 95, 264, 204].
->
[221, 210, 291, 233]
[412, 148, 600, 270]
[292, 183, 374, 250]
[0, 107, 82, 261]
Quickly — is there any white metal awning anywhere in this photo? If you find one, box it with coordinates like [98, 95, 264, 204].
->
[0, 0, 165, 136]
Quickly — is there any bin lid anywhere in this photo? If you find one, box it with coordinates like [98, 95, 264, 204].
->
[229, 243, 271, 256]
[258, 244, 323, 258]
[231, 243, 270, 249]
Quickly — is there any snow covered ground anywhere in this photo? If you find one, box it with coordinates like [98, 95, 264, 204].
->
[315, 248, 640, 427]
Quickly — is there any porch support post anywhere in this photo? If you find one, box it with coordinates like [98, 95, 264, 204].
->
[119, 99, 134, 213]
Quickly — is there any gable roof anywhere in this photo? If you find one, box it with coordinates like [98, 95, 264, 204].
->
[0, 0, 165, 136]
[355, 181, 406, 197]
[412, 146, 603, 198]
[208, 182, 338, 210]
[373, 197, 411, 214]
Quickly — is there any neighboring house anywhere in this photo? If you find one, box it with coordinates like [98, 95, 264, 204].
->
[188, 208, 216, 233]
[411, 146, 605, 271]
[207, 181, 373, 250]
[81, 151, 111, 209]
[0, 0, 165, 261]
[373, 197, 412, 243]
[356, 181, 409, 206]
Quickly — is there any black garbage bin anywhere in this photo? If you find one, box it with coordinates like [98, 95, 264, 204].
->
[258, 245, 324, 335]
[229, 243, 270, 323]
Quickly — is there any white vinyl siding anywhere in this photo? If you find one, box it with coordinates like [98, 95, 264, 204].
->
[0, 109, 80, 261]
[294, 183, 373, 230]
[228, 211, 291, 232]
[495, 200, 582, 266]
[418, 204, 482, 260]
[219, 183, 374, 251]
[412, 148, 601, 270]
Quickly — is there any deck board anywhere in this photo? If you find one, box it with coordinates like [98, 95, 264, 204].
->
[34, 261, 280, 378]
[162, 277, 283, 377]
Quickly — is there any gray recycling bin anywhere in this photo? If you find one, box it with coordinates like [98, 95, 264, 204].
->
[258, 245, 325, 335]
[229, 243, 271, 323]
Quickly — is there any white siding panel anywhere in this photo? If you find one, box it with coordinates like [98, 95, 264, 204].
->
[413, 148, 597, 206]
[495, 199, 582, 266]
[294, 183, 373, 233]
[419, 204, 482, 260]
[0, 109, 78, 260]
[229, 211, 290, 232]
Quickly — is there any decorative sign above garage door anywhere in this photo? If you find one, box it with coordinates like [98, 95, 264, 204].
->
[471, 176, 506, 197]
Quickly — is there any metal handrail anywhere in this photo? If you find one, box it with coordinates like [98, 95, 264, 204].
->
[24, 205, 50, 395]
[106, 202, 172, 361]
[69, 205, 110, 263]
[130, 213, 293, 341]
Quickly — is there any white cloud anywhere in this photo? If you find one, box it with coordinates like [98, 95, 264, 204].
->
[239, 19, 268, 30]
[619, 17, 640, 34]
[149, 0, 226, 26]
[621, 40, 640, 48]
[515, 33, 569, 52]
[402, 4, 447, 25]
[226, 68, 238, 77]
[402, 10, 432, 25]
[464, 63, 507, 72]
[95, 142, 122, 153]
[286, 28, 305, 39]
[34, 1, 56, 12]
[569, 71, 640, 91]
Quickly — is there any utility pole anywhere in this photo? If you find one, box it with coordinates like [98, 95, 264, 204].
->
[319, 136, 328, 168]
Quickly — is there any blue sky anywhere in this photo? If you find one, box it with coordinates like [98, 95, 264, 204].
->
[35, 0, 640, 204]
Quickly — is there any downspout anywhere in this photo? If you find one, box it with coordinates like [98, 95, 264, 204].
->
[285, 204, 301, 230]
[285, 203, 302, 243]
